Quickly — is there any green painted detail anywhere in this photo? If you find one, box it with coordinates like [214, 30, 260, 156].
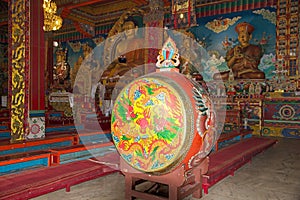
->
[264, 120, 300, 124]
[30, 110, 45, 114]
[157, 129, 177, 143]
[264, 101, 300, 104]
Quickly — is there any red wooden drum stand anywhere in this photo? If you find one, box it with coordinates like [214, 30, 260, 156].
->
[111, 71, 216, 199]
[121, 156, 209, 200]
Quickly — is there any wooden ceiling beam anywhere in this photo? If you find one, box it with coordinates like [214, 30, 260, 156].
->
[196, 0, 236, 7]
[66, 0, 111, 10]
[60, 0, 110, 19]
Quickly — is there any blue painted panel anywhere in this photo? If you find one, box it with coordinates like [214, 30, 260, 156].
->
[0, 141, 72, 156]
[218, 135, 241, 149]
[49, 112, 62, 117]
[79, 133, 112, 145]
[0, 125, 8, 130]
[243, 133, 252, 139]
[282, 128, 300, 139]
[0, 131, 10, 139]
[45, 125, 83, 133]
[59, 146, 115, 164]
[46, 125, 76, 133]
[29, 110, 45, 117]
[0, 158, 48, 174]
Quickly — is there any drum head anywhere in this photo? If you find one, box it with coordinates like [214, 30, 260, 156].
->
[111, 72, 194, 173]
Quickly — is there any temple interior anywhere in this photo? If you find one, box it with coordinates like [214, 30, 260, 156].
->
[0, 0, 299, 199]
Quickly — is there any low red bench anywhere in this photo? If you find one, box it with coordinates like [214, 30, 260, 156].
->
[0, 150, 51, 166]
[0, 158, 119, 199]
[0, 150, 51, 174]
[214, 129, 252, 151]
[0, 134, 78, 152]
[50, 141, 115, 165]
[202, 137, 277, 194]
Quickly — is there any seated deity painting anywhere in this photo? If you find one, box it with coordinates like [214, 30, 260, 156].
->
[193, 7, 276, 81]
[102, 19, 145, 79]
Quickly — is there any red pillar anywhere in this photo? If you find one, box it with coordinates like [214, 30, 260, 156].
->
[27, 0, 46, 139]
[30, 0, 45, 111]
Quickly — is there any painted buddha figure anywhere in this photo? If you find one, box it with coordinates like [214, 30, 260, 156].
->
[105, 20, 144, 77]
[214, 22, 265, 80]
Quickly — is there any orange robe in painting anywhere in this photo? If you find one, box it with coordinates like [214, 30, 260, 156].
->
[225, 44, 264, 79]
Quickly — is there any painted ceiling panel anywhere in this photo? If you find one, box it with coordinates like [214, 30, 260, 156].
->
[0, 0, 277, 33]
[77, 1, 137, 16]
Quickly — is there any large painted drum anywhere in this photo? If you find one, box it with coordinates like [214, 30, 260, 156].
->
[111, 71, 217, 174]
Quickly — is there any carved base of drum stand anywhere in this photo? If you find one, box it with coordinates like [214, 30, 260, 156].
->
[120, 157, 209, 200]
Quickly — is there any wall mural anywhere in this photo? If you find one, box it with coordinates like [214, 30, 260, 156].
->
[49, 7, 278, 117]
[49, 34, 106, 117]
[189, 7, 276, 81]
[52, 15, 144, 94]
[52, 7, 276, 94]
[52, 34, 105, 92]
[49, 5, 300, 139]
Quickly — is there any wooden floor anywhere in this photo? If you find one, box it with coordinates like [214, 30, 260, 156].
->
[32, 137, 300, 200]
